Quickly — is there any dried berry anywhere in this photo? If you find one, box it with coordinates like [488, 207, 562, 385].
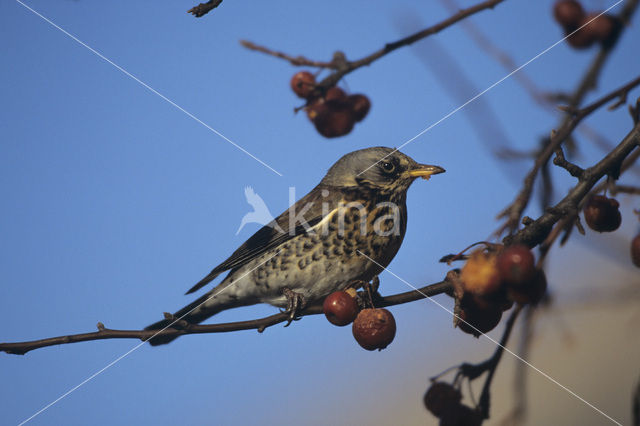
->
[352, 308, 396, 350]
[508, 268, 548, 305]
[323, 290, 359, 326]
[553, 0, 585, 29]
[456, 294, 503, 337]
[460, 250, 502, 296]
[583, 195, 621, 232]
[631, 234, 640, 268]
[423, 382, 462, 417]
[348, 94, 371, 122]
[497, 245, 535, 287]
[290, 71, 316, 99]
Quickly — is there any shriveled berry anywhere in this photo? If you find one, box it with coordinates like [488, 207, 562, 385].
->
[290, 71, 316, 98]
[631, 234, 640, 268]
[553, 0, 585, 29]
[460, 250, 502, 296]
[423, 382, 461, 417]
[583, 195, 621, 232]
[352, 308, 396, 350]
[323, 291, 359, 326]
[348, 94, 371, 122]
[508, 268, 547, 305]
[456, 294, 502, 337]
[497, 245, 535, 287]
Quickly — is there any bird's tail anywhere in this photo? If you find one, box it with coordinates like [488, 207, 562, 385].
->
[144, 288, 243, 346]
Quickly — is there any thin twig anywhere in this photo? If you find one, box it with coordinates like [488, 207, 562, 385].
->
[0, 280, 452, 355]
[497, 73, 640, 235]
[495, 0, 639, 235]
[241, 0, 508, 89]
[507, 121, 640, 248]
[459, 305, 523, 419]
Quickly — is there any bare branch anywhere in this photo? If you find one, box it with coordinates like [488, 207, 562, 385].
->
[496, 73, 640, 235]
[241, 0, 508, 89]
[495, 0, 639, 235]
[506, 121, 640, 248]
[0, 280, 452, 355]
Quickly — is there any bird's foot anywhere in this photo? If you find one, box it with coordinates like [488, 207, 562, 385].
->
[281, 287, 307, 327]
[353, 276, 382, 308]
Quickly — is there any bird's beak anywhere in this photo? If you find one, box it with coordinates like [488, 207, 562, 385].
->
[406, 164, 446, 180]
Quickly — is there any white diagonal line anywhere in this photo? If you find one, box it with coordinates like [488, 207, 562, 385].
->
[357, 0, 624, 176]
[18, 250, 281, 426]
[14, 0, 283, 177]
[356, 250, 622, 426]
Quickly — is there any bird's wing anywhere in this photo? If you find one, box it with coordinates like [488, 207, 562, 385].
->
[186, 184, 331, 294]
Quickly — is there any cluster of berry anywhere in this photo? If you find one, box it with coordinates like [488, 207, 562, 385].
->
[553, 0, 619, 49]
[290, 71, 371, 138]
[322, 288, 396, 351]
[456, 245, 544, 337]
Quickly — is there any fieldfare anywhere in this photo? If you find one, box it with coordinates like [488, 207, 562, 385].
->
[146, 147, 444, 345]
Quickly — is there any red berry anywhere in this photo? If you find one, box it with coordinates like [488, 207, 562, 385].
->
[583, 195, 621, 232]
[423, 382, 461, 417]
[324, 86, 347, 103]
[290, 71, 316, 99]
[348, 94, 371, 122]
[460, 250, 502, 296]
[352, 308, 396, 350]
[566, 24, 598, 49]
[508, 269, 547, 306]
[311, 104, 356, 138]
[323, 291, 359, 326]
[305, 98, 328, 121]
[583, 12, 619, 44]
[553, 0, 585, 29]
[497, 245, 535, 287]
[456, 294, 503, 337]
[631, 234, 640, 268]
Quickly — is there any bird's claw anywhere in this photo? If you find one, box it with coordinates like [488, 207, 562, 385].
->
[282, 287, 306, 327]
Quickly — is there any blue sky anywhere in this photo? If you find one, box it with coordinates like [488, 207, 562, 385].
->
[1, 0, 639, 425]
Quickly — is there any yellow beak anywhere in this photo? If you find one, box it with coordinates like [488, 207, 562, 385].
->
[406, 164, 446, 180]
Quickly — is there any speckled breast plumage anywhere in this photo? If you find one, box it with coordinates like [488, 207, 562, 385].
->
[226, 186, 409, 307]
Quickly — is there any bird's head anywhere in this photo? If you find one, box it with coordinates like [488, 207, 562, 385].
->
[321, 147, 445, 195]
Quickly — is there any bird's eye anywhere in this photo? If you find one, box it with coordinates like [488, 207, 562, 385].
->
[381, 161, 395, 174]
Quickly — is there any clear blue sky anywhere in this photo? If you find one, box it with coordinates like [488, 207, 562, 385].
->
[1, 0, 638, 425]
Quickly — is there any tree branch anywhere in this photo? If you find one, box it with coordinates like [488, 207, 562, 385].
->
[506, 120, 640, 248]
[241, 0, 508, 89]
[495, 0, 639, 234]
[0, 280, 452, 355]
[497, 72, 640, 235]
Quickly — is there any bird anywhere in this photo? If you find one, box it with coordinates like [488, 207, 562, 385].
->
[145, 147, 444, 345]
[235, 186, 279, 235]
